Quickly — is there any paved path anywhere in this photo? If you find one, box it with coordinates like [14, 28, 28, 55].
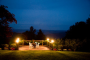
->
[19, 45, 50, 50]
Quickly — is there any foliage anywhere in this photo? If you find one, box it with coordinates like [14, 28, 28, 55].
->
[10, 43, 17, 49]
[0, 5, 17, 44]
[65, 21, 86, 39]
[63, 18, 90, 51]
[64, 18, 90, 40]
[9, 33, 25, 44]
[36, 29, 46, 40]
[23, 26, 36, 40]
[23, 26, 46, 40]
[50, 38, 64, 50]
[64, 38, 90, 51]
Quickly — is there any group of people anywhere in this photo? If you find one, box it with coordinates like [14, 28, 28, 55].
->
[29, 42, 40, 49]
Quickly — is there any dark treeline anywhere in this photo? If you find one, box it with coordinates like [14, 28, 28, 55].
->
[64, 18, 90, 39]
[22, 26, 46, 40]
[0, 5, 17, 49]
[62, 18, 90, 52]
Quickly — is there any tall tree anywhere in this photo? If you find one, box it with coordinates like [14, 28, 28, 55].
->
[36, 29, 46, 40]
[65, 21, 86, 39]
[63, 17, 90, 51]
[86, 18, 90, 39]
[29, 26, 36, 40]
[23, 26, 36, 40]
[0, 5, 17, 44]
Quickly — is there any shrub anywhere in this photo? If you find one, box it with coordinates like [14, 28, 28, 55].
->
[0, 44, 5, 50]
[53, 48, 57, 51]
[10, 43, 17, 50]
[4, 44, 9, 48]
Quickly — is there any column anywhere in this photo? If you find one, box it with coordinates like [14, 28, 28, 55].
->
[23, 40, 24, 45]
[42, 40, 43, 46]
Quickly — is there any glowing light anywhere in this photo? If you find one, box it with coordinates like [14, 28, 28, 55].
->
[47, 38, 49, 42]
[51, 40, 54, 43]
[16, 38, 19, 43]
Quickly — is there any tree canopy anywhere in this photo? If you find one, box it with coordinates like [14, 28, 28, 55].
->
[64, 18, 90, 40]
[0, 5, 17, 44]
[36, 29, 46, 40]
[23, 26, 36, 40]
[23, 26, 46, 40]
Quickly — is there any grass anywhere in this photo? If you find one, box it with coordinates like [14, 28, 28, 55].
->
[0, 50, 90, 60]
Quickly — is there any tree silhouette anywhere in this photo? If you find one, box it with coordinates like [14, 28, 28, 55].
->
[86, 18, 90, 39]
[64, 18, 90, 51]
[36, 29, 46, 40]
[23, 26, 36, 40]
[65, 21, 87, 40]
[0, 5, 17, 44]
[29, 26, 36, 40]
[22, 31, 29, 40]
[86, 18, 90, 24]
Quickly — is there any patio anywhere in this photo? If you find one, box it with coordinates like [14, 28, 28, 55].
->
[19, 45, 50, 50]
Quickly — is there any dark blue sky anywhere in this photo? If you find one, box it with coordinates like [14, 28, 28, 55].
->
[0, 0, 90, 30]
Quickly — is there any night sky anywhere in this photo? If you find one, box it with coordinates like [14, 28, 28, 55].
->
[0, 0, 90, 30]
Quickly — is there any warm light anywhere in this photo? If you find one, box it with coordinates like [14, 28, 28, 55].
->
[16, 38, 19, 43]
[51, 40, 54, 43]
[47, 38, 49, 42]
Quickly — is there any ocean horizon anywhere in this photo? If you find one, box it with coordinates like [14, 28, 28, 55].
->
[12, 29, 67, 38]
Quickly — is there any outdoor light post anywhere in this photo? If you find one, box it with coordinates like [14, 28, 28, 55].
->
[49, 42, 50, 48]
[16, 38, 20, 50]
[51, 40, 54, 50]
[47, 38, 49, 46]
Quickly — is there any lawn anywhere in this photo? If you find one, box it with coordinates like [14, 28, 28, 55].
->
[0, 50, 90, 60]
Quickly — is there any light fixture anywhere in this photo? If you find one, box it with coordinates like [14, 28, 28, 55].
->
[16, 38, 19, 43]
[47, 38, 49, 42]
[51, 40, 54, 43]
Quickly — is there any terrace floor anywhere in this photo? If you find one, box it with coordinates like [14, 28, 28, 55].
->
[19, 45, 50, 50]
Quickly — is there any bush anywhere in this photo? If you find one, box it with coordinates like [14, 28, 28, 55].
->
[10, 43, 17, 50]
[58, 45, 63, 50]
[0, 44, 5, 50]
[4, 44, 9, 48]
[0, 44, 9, 50]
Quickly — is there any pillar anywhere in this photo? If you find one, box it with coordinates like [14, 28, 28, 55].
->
[33, 40, 34, 43]
[42, 40, 43, 46]
[23, 40, 24, 45]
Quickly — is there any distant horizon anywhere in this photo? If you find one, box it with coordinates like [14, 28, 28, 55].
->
[12, 29, 68, 31]
[12, 29, 66, 38]
[12, 29, 67, 34]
